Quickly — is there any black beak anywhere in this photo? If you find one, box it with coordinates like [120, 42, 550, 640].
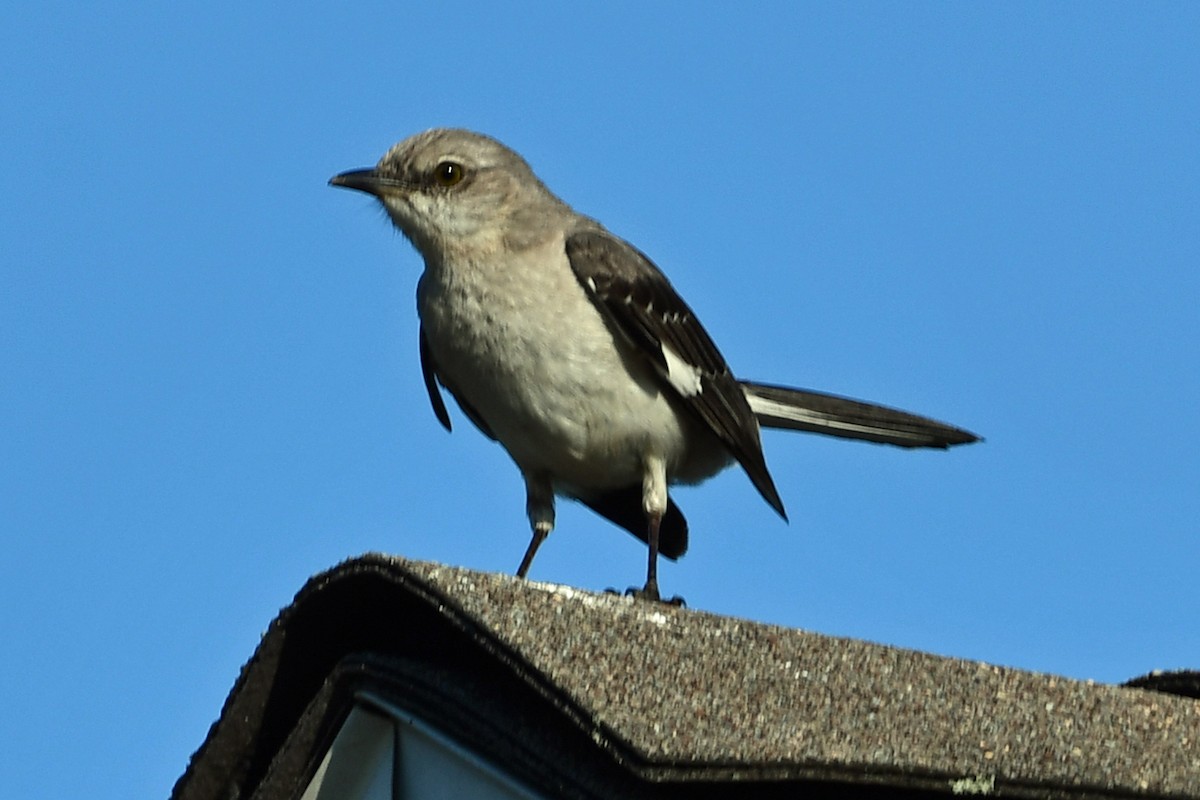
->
[329, 168, 389, 195]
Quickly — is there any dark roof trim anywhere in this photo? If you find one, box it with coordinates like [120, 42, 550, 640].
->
[174, 557, 950, 799]
[174, 555, 1200, 800]
[173, 556, 645, 798]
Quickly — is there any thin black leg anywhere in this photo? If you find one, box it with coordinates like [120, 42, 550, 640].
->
[516, 527, 547, 578]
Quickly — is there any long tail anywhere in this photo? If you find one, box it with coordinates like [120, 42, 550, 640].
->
[740, 381, 980, 449]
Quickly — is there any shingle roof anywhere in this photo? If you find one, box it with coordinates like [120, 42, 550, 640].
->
[173, 554, 1199, 799]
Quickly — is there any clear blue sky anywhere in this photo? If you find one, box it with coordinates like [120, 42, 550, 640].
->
[3, 4, 1197, 797]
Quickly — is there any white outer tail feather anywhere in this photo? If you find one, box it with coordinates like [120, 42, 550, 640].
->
[740, 381, 979, 449]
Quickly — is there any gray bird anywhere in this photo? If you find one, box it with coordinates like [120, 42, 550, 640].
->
[330, 128, 978, 602]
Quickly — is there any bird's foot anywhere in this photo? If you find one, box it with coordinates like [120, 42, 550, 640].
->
[624, 582, 685, 606]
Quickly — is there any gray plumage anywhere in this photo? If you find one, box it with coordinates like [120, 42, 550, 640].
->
[330, 128, 978, 601]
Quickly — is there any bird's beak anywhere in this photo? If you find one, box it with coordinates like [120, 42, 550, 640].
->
[329, 168, 412, 196]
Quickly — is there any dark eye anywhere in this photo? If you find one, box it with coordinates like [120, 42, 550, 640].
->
[433, 161, 465, 187]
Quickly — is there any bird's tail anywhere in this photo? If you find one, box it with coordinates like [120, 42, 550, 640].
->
[740, 381, 980, 449]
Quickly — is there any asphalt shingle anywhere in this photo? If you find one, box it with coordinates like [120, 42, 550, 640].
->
[175, 554, 1200, 799]
[398, 557, 1198, 795]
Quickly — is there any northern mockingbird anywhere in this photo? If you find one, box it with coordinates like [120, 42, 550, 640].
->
[330, 128, 978, 602]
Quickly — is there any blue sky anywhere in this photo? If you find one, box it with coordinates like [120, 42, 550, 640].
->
[3, 3, 1197, 797]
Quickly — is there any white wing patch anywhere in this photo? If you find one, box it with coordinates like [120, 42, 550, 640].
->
[661, 343, 703, 397]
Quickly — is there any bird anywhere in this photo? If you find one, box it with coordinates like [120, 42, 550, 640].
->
[330, 128, 978, 602]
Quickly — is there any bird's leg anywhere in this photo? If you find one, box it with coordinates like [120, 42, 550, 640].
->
[641, 508, 663, 601]
[518, 473, 554, 578]
[627, 454, 682, 604]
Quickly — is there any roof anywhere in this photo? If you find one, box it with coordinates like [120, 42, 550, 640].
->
[173, 554, 1200, 800]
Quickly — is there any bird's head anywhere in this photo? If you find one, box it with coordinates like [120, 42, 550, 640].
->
[330, 128, 568, 258]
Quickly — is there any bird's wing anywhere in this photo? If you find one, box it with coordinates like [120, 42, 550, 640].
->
[741, 381, 980, 448]
[419, 324, 497, 441]
[419, 325, 452, 432]
[565, 229, 785, 519]
[579, 488, 689, 559]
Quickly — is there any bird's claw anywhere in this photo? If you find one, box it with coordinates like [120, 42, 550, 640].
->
[624, 584, 685, 606]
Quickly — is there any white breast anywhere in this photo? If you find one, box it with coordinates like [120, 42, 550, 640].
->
[417, 234, 729, 493]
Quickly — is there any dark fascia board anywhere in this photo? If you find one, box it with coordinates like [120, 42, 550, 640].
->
[247, 655, 955, 800]
[172, 554, 1200, 800]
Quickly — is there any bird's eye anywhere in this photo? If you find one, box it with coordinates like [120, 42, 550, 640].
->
[433, 161, 465, 187]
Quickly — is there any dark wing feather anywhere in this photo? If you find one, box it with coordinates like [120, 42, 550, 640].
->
[578, 489, 689, 559]
[419, 325, 497, 441]
[419, 325, 452, 432]
[566, 230, 786, 519]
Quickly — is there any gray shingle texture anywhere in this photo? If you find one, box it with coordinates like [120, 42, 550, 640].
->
[385, 556, 1198, 796]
